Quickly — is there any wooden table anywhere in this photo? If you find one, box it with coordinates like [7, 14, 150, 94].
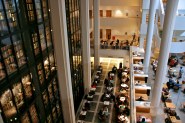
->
[169, 116, 182, 123]
[165, 102, 176, 109]
[136, 113, 152, 123]
[135, 93, 148, 101]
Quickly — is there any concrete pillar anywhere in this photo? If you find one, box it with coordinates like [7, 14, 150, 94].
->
[80, 0, 91, 93]
[93, 0, 100, 69]
[50, 0, 75, 123]
[143, 0, 159, 73]
[151, 0, 179, 112]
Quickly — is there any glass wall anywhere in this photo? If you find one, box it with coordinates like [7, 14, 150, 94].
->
[0, 0, 63, 122]
[65, 0, 84, 112]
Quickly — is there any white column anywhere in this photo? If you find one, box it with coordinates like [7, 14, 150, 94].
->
[141, 10, 146, 24]
[93, 0, 100, 69]
[143, 0, 159, 73]
[151, 0, 179, 110]
[139, 36, 145, 48]
[80, 0, 91, 93]
[50, 0, 75, 123]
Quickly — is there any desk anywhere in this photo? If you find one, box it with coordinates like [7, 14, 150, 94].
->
[169, 116, 182, 123]
[136, 113, 152, 123]
[104, 101, 110, 106]
[135, 93, 148, 101]
[165, 102, 176, 109]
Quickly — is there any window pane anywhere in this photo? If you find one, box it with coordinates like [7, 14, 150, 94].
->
[42, 0, 48, 20]
[37, 63, 44, 84]
[0, 55, 6, 80]
[12, 82, 24, 109]
[0, 89, 17, 118]
[49, 53, 55, 72]
[25, 0, 35, 21]
[34, 0, 42, 22]
[3, 0, 19, 31]
[1, 38, 17, 74]
[45, 24, 52, 47]
[29, 105, 39, 123]
[47, 114, 52, 123]
[22, 74, 33, 99]
[21, 112, 30, 123]
[42, 90, 48, 107]
[32, 32, 40, 55]
[48, 83, 53, 102]
[39, 25, 46, 51]
[43, 57, 50, 79]
[12, 34, 26, 67]
[0, 1, 8, 36]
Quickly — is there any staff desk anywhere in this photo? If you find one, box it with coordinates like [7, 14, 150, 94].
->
[135, 93, 148, 101]
[165, 102, 176, 109]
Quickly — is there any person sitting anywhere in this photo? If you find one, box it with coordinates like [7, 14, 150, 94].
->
[98, 109, 106, 121]
[141, 117, 146, 123]
[84, 100, 91, 110]
[136, 96, 145, 101]
[112, 65, 117, 73]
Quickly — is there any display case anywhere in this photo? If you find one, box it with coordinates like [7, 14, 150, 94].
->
[12, 34, 26, 67]
[3, 0, 19, 32]
[12, 82, 24, 109]
[21, 112, 30, 123]
[39, 24, 46, 51]
[29, 104, 39, 123]
[42, 90, 48, 107]
[37, 63, 44, 84]
[26, 0, 35, 21]
[22, 74, 34, 99]
[44, 57, 50, 79]
[1, 38, 17, 74]
[0, 89, 17, 119]
[32, 32, 40, 55]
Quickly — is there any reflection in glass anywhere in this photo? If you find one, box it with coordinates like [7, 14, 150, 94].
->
[37, 63, 44, 84]
[12, 83, 24, 109]
[12, 35, 26, 67]
[44, 57, 50, 79]
[0, 89, 17, 118]
[3, 0, 18, 31]
[29, 105, 38, 123]
[22, 74, 33, 99]
[21, 112, 30, 123]
[39, 25, 46, 51]
[1, 38, 17, 74]
[42, 90, 48, 107]
[32, 32, 40, 55]
[34, 0, 42, 22]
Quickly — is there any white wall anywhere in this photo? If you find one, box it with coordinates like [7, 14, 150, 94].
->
[100, 0, 140, 6]
[170, 42, 185, 53]
[100, 18, 139, 36]
[98, 6, 141, 18]
[178, 0, 185, 10]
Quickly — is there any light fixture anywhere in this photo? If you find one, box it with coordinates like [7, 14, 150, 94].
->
[115, 10, 123, 17]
